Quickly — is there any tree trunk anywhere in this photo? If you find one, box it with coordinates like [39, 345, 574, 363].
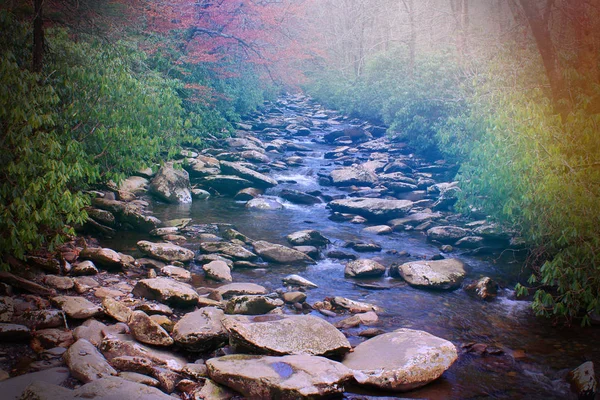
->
[518, 0, 569, 118]
[32, 0, 44, 73]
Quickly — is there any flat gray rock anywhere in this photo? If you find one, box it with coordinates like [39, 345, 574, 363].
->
[202, 260, 232, 282]
[207, 354, 352, 399]
[137, 241, 194, 263]
[223, 314, 351, 357]
[344, 259, 386, 278]
[51, 296, 103, 319]
[172, 307, 228, 352]
[342, 328, 457, 391]
[330, 165, 378, 187]
[216, 283, 268, 299]
[225, 295, 283, 315]
[220, 161, 278, 189]
[391, 259, 466, 290]
[253, 241, 314, 264]
[329, 198, 413, 220]
[132, 278, 199, 307]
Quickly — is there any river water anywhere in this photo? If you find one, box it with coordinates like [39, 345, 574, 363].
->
[102, 97, 599, 399]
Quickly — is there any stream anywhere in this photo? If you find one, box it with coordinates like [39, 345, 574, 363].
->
[101, 95, 599, 399]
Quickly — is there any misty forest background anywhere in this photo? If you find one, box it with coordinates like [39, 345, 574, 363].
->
[1, 0, 599, 324]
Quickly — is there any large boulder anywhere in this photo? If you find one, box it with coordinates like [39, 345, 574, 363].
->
[220, 161, 277, 189]
[149, 163, 192, 204]
[137, 241, 194, 263]
[64, 339, 117, 383]
[329, 198, 413, 220]
[285, 230, 329, 247]
[344, 259, 386, 278]
[222, 314, 351, 357]
[391, 259, 466, 290]
[206, 354, 352, 399]
[172, 308, 228, 352]
[330, 166, 378, 187]
[342, 329, 457, 391]
[253, 241, 315, 264]
[132, 278, 199, 307]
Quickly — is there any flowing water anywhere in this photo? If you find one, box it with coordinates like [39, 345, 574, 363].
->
[101, 98, 599, 399]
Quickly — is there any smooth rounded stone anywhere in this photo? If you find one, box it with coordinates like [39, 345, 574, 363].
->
[282, 291, 307, 304]
[455, 236, 485, 248]
[252, 240, 315, 264]
[216, 283, 268, 299]
[71, 260, 98, 276]
[132, 278, 199, 307]
[225, 295, 284, 315]
[241, 150, 270, 163]
[331, 297, 383, 313]
[362, 225, 392, 235]
[149, 227, 180, 237]
[327, 250, 357, 260]
[568, 361, 597, 399]
[79, 247, 123, 269]
[329, 198, 413, 220]
[426, 226, 469, 244]
[351, 242, 382, 252]
[191, 188, 211, 200]
[172, 307, 228, 352]
[73, 319, 108, 346]
[207, 354, 352, 399]
[136, 241, 194, 263]
[128, 311, 173, 347]
[292, 246, 319, 259]
[199, 242, 258, 261]
[100, 333, 187, 372]
[285, 230, 329, 246]
[0, 367, 70, 400]
[51, 296, 103, 319]
[149, 163, 192, 204]
[22, 376, 175, 400]
[87, 208, 116, 227]
[334, 311, 379, 329]
[118, 371, 160, 387]
[43, 275, 74, 290]
[279, 189, 322, 205]
[245, 197, 284, 210]
[345, 259, 386, 278]
[342, 328, 458, 391]
[234, 187, 263, 201]
[118, 176, 149, 194]
[0, 296, 14, 322]
[0, 323, 31, 340]
[464, 277, 499, 301]
[223, 314, 351, 357]
[391, 259, 466, 290]
[330, 165, 378, 187]
[220, 161, 278, 189]
[282, 274, 318, 289]
[160, 265, 191, 282]
[203, 261, 233, 282]
[64, 339, 117, 383]
[285, 156, 303, 166]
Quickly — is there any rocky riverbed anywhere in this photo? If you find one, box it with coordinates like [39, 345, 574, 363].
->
[0, 94, 598, 399]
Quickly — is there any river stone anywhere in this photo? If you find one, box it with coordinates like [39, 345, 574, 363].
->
[160, 265, 191, 282]
[43, 275, 74, 290]
[119, 176, 149, 194]
[335, 311, 379, 329]
[118, 371, 160, 387]
[203, 261, 233, 282]
[345, 259, 386, 278]
[241, 150, 270, 163]
[392, 259, 466, 290]
[12, 309, 64, 330]
[120, 208, 162, 232]
[253, 240, 315, 264]
[0, 297, 14, 322]
[73, 319, 108, 346]
[71, 260, 98, 276]
[464, 277, 499, 301]
[362, 225, 392, 235]
[225, 295, 284, 315]
[128, 311, 173, 347]
[342, 328, 458, 391]
[79, 247, 123, 269]
[223, 314, 351, 357]
[246, 197, 284, 210]
[329, 198, 413, 220]
[199, 242, 258, 261]
[331, 297, 383, 313]
[388, 212, 443, 229]
[567, 361, 597, 399]
[455, 236, 485, 248]
[132, 278, 199, 307]
[279, 189, 322, 205]
[100, 333, 187, 372]
[51, 296, 103, 319]
[172, 307, 228, 352]
[149, 163, 192, 204]
[282, 291, 307, 304]
[285, 230, 329, 246]
[192, 188, 211, 200]
[426, 226, 469, 244]
[0, 323, 31, 340]
[136, 241, 194, 263]
[87, 208, 116, 227]
[207, 354, 352, 399]
[216, 283, 268, 298]
[64, 339, 117, 383]
[203, 175, 254, 194]
[234, 187, 263, 201]
[330, 166, 378, 187]
[282, 274, 318, 289]
[220, 161, 278, 189]
[0, 367, 70, 400]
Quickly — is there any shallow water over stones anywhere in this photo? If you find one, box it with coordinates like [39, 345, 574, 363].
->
[97, 95, 600, 400]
